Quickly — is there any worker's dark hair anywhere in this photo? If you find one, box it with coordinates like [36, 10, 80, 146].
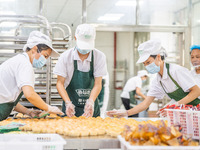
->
[26, 44, 50, 52]
[142, 75, 148, 78]
[150, 55, 165, 60]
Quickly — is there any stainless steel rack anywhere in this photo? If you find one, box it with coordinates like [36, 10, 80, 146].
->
[50, 22, 72, 106]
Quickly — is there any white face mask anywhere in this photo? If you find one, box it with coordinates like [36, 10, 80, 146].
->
[32, 55, 47, 68]
[76, 47, 91, 55]
[142, 79, 147, 83]
[145, 62, 160, 74]
[192, 60, 200, 68]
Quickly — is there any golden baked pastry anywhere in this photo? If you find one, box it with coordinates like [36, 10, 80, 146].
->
[0, 116, 170, 139]
[121, 121, 199, 146]
[15, 113, 23, 118]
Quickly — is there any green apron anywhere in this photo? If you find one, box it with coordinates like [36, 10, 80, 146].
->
[62, 51, 100, 117]
[129, 90, 137, 107]
[98, 79, 105, 108]
[0, 92, 23, 121]
[160, 63, 200, 106]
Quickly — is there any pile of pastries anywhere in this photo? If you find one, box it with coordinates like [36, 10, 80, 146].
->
[121, 120, 198, 146]
[0, 115, 167, 138]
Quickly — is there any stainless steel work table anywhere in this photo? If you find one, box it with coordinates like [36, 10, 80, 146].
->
[62, 118, 165, 150]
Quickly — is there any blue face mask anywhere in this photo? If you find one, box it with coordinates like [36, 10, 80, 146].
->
[76, 47, 91, 55]
[145, 62, 160, 74]
[142, 79, 146, 83]
[32, 55, 47, 68]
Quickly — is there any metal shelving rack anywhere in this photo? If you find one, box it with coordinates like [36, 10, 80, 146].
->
[50, 22, 72, 106]
[0, 15, 72, 107]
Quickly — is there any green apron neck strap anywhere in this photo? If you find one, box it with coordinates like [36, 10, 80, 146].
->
[160, 63, 181, 94]
[160, 81, 167, 94]
[90, 51, 94, 71]
[165, 63, 181, 88]
[74, 60, 78, 70]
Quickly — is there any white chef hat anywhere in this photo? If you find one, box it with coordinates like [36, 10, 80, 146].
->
[137, 70, 148, 77]
[75, 24, 96, 50]
[23, 31, 59, 57]
[137, 40, 167, 63]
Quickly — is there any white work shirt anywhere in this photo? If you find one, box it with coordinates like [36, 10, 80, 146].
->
[100, 73, 110, 117]
[191, 69, 200, 87]
[147, 63, 197, 100]
[120, 76, 142, 99]
[0, 53, 35, 104]
[191, 69, 200, 99]
[53, 47, 107, 88]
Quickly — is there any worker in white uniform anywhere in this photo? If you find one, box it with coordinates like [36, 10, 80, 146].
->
[54, 24, 107, 118]
[99, 73, 110, 118]
[120, 70, 148, 117]
[0, 31, 63, 121]
[190, 45, 200, 87]
[107, 40, 200, 118]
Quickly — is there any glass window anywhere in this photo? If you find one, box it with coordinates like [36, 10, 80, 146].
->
[192, 1, 200, 44]
[43, 0, 82, 31]
[139, 0, 189, 25]
[87, 0, 136, 25]
[0, 0, 40, 15]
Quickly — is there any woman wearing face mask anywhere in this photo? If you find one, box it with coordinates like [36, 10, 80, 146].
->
[54, 24, 107, 118]
[190, 45, 200, 88]
[120, 70, 148, 117]
[107, 40, 200, 118]
[0, 31, 63, 121]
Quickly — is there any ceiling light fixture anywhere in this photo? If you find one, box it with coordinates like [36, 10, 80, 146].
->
[98, 14, 124, 21]
[0, 22, 17, 27]
[115, 0, 136, 6]
[0, 0, 15, 2]
[0, 11, 16, 15]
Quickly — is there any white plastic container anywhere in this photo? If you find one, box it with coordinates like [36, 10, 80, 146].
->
[166, 109, 200, 140]
[0, 134, 66, 150]
[118, 135, 200, 150]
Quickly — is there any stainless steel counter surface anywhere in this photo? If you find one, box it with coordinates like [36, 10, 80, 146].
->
[62, 117, 164, 150]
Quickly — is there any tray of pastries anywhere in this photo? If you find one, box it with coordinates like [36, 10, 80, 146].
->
[0, 116, 168, 138]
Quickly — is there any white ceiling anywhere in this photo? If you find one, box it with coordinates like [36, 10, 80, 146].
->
[0, 0, 191, 30]
[42, 0, 190, 27]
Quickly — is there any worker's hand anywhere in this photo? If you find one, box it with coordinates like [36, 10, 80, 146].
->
[82, 99, 94, 118]
[25, 109, 42, 118]
[65, 101, 75, 117]
[47, 105, 64, 115]
[106, 109, 128, 118]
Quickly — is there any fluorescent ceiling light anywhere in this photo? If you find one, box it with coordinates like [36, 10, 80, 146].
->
[90, 24, 107, 27]
[0, 0, 15, 2]
[115, 0, 136, 6]
[0, 11, 16, 15]
[0, 22, 17, 27]
[98, 14, 124, 21]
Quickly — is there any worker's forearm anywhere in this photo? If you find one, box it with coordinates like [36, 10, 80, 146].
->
[89, 85, 102, 102]
[127, 96, 154, 116]
[127, 101, 148, 116]
[178, 86, 200, 104]
[26, 92, 48, 111]
[57, 83, 71, 102]
[14, 103, 29, 114]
